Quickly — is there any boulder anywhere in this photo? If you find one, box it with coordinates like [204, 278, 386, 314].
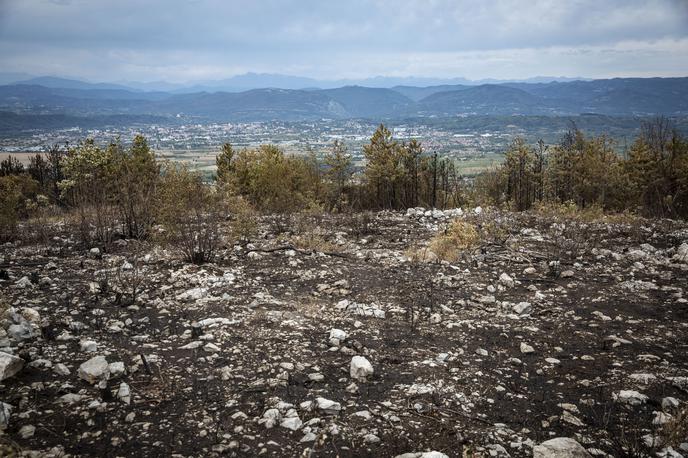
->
[350, 356, 373, 381]
[329, 328, 348, 346]
[0, 351, 24, 381]
[674, 242, 688, 263]
[78, 356, 110, 384]
[533, 438, 591, 458]
[513, 302, 532, 315]
[499, 273, 514, 288]
[316, 397, 341, 415]
[613, 390, 648, 406]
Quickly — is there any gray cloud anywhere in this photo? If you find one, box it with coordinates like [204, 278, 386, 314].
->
[0, 0, 686, 82]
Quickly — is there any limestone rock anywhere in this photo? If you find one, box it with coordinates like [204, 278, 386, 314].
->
[533, 438, 592, 458]
[0, 352, 24, 381]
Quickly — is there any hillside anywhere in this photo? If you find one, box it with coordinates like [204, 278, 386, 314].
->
[0, 77, 687, 121]
[1, 208, 687, 456]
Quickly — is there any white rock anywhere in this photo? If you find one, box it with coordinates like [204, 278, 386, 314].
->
[117, 382, 131, 404]
[329, 328, 348, 346]
[203, 343, 221, 352]
[0, 402, 12, 429]
[520, 343, 535, 354]
[513, 302, 532, 315]
[395, 452, 449, 458]
[280, 416, 302, 431]
[19, 424, 35, 439]
[662, 397, 679, 410]
[0, 351, 24, 381]
[176, 287, 208, 301]
[350, 356, 374, 381]
[262, 408, 281, 428]
[673, 242, 688, 262]
[20, 307, 40, 323]
[14, 276, 33, 288]
[533, 438, 592, 457]
[629, 373, 656, 385]
[80, 340, 98, 352]
[499, 273, 515, 288]
[316, 397, 341, 415]
[108, 361, 126, 378]
[78, 356, 110, 384]
[613, 390, 648, 405]
[58, 393, 84, 404]
[363, 433, 380, 443]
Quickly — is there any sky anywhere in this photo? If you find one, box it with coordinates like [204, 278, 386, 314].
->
[0, 0, 687, 84]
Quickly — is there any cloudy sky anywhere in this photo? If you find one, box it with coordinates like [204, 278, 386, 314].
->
[0, 0, 687, 83]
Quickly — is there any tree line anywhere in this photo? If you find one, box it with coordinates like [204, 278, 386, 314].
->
[1, 118, 687, 261]
[478, 117, 688, 218]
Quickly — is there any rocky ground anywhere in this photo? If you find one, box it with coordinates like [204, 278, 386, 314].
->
[1, 208, 687, 457]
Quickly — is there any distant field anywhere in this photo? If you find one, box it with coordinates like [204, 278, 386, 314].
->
[0, 151, 38, 165]
[1, 148, 505, 177]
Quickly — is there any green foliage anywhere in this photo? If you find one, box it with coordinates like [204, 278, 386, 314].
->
[111, 135, 159, 238]
[0, 155, 25, 176]
[60, 139, 118, 244]
[0, 174, 39, 242]
[216, 144, 323, 213]
[473, 117, 688, 218]
[60, 136, 160, 243]
[362, 124, 462, 210]
[323, 140, 353, 211]
[623, 118, 688, 218]
[216, 142, 235, 185]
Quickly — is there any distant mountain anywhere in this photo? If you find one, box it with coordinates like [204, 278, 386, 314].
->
[0, 77, 686, 122]
[392, 84, 471, 102]
[155, 88, 345, 120]
[0, 111, 173, 134]
[416, 85, 543, 115]
[320, 86, 413, 117]
[15, 76, 140, 92]
[0, 72, 33, 86]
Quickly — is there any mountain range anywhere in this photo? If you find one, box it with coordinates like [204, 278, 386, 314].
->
[0, 76, 686, 122]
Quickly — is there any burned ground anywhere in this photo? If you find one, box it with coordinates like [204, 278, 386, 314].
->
[1, 209, 687, 457]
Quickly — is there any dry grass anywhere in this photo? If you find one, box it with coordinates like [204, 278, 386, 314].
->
[661, 407, 688, 448]
[429, 220, 480, 262]
[290, 233, 341, 253]
[533, 201, 643, 225]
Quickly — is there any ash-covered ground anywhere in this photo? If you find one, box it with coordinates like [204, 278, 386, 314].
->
[1, 209, 687, 457]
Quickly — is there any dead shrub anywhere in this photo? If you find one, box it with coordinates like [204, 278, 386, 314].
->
[226, 195, 258, 242]
[661, 407, 688, 448]
[155, 163, 226, 264]
[288, 213, 340, 253]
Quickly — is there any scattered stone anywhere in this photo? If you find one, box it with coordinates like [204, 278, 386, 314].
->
[78, 355, 110, 384]
[520, 342, 535, 354]
[350, 355, 374, 381]
[316, 397, 341, 415]
[0, 351, 24, 381]
[613, 390, 648, 405]
[533, 437, 592, 458]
